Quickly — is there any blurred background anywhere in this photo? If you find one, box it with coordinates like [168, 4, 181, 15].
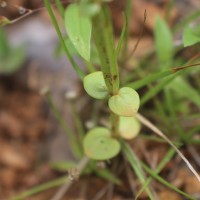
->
[0, 0, 200, 199]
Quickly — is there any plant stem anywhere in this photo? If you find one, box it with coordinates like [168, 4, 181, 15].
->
[44, 0, 85, 80]
[110, 113, 119, 138]
[92, 5, 119, 95]
[46, 93, 82, 158]
[92, 4, 120, 137]
[11, 176, 68, 200]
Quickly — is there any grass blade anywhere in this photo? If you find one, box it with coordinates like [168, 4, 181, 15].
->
[126, 63, 200, 90]
[46, 93, 82, 159]
[141, 162, 195, 200]
[140, 62, 200, 105]
[136, 147, 176, 199]
[136, 113, 200, 182]
[11, 176, 68, 200]
[44, 0, 85, 80]
[116, 14, 127, 58]
[154, 16, 174, 63]
[141, 74, 175, 105]
[168, 77, 200, 107]
[122, 141, 155, 200]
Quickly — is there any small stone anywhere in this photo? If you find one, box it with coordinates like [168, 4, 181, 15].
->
[85, 120, 95, 129]
[18, 6, 26, 15]
[0, 1, 7, 8]
[65, 90, 78, 100]
[40, 86, 50, 96]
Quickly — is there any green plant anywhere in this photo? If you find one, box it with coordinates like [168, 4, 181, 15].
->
[10, 0, 200, 199]
[0, 28, 25, 74]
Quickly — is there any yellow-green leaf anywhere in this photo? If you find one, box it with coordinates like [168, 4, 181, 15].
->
[109, 87, 140, 117]
[119, 117, 141, 139]
[83, 127, 121, 160]
[64, 3, 92, 61]
[83, 71, 108, 99]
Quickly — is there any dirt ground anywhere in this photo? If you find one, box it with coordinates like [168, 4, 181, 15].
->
[0, 0, 200, 200]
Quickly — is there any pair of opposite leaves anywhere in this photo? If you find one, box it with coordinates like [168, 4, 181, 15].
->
[84, 71, 140, 116]
[83, 71, 141, 160]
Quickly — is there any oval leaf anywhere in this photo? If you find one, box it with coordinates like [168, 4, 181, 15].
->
[154, 16, 174, 62]
[84, 71, 108, 99]
[83, 127, 121, 160]
[119, 117, 141, 139]
[109, 87, 140, 117]
[65, 3, 92, 61]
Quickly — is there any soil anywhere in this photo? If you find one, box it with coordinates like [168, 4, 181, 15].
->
[0, 0, 200, 200]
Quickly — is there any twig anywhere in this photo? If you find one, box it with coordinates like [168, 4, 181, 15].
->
[50, 156, 89, 200]
[136, 113, 200, 182]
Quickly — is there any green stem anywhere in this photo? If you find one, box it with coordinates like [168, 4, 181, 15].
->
[136, 147, 176, 199]
[122, 141, 154, 200]
[47, 94, 82, 158]
[71, 102, 85, 144]
[110, 113, 119, 138]
[92, 5, 119, 95]
[44, 0, 85, 80]
[11, 176, 68, 200]
[92, 4, 120, 137]
[84, 60, 95, 73]
[141, 162, 195, 200]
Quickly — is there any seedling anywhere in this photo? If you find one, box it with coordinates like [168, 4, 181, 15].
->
[5, 0, 200, 199]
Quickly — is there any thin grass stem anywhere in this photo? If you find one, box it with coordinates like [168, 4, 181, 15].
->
[44, 0, 85, 80]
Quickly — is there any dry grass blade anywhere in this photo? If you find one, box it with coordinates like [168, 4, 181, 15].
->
[136, 113, 200, 182]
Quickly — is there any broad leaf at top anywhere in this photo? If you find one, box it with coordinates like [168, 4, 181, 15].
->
[65, 3, 92, 61]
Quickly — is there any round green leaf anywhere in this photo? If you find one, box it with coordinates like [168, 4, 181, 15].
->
[109, 87, 140, 117]
[119, 117, 141, 139]
[83, 71, 108, 99]
[83, 127, 121, 160]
